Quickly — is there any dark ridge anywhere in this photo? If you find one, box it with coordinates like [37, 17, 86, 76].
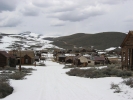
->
[49, 32, 126, 50]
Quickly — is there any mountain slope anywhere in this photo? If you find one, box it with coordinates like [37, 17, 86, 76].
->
[0, 31, 58, 50]
[50, 32, 126, 50]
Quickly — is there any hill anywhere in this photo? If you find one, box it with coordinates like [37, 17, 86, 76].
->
[0, 31, 58, 51]
[46, 32, 126, 50]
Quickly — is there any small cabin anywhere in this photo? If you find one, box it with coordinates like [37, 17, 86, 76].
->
[93, 56, 105, 65]
[57, 54, 66, 62]
[65, 56, 74, 64]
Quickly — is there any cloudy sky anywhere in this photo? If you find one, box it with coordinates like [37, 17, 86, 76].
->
[0, 0, 133, 36]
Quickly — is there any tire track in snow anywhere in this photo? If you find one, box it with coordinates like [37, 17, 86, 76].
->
[40, 61, 104, 100]
[28, 61, 122, 100]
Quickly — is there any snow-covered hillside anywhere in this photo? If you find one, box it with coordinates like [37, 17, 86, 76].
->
[0, 32, 59, 51]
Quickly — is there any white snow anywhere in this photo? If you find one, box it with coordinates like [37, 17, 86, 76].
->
[2, 60, 133, 100]
[0, 36, 20, 50]
[29, 32, 39, 38]
[105, 47, 116, 51]
[0, 33, 60, 51]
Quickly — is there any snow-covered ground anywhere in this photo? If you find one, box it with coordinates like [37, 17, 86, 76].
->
[2, 60, 133, 100]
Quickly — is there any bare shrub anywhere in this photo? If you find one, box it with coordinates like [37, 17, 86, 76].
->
[66, 66, 132, 78]
[110, 82, 119, 89]
[0, 78, 13, 98]
[9, 72, 27, 80]
[63, 65, 74, 69]
[114, 86, 121, 93]
[1, 71, 12, 74]
[123, 78, 133, 88]
[110, 82, 121, 93]
[117, 70, 132, 78]
[4, 67, 16, 71]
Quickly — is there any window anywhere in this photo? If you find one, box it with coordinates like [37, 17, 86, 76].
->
[88, 61, 91, 63]
[26, 59, 28, 63]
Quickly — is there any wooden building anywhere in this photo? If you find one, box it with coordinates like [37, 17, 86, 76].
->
[73, 55, 89, 67]
[0, 51, 16, 68]
[78, 56, 88, 67]
[9, 50, 35, 65]
[0, 51, 10, 68]
[120, 31, 133, 70]
[65, 56, 74, 64]
[57, 54, 66, 62]
[93, 56, 105, 65]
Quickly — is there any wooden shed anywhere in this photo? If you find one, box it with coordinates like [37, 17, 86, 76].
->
[73, 55, 89, 67]
[57, 54, 66, 62]
[65, 56, 74, 64]
[78, 56, 88, 67]
[93, 56, 105, 65]
[120, 31, 133, 70]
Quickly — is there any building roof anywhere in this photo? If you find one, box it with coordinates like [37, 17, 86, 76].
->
[9, 50, 35, 58]
[58, 54, 66, 57]
[0, 51, 10, 57]
[93, 56, 105, 61]
[65, 56, 74, 61]
[120, 31, 133, 47]
[78, 56, 88, 63]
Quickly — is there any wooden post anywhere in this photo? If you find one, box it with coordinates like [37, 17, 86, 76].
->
[131, 49, 133, 70]
[19, 50, 21, 72]
[121, 50, 123, 70]
[129, 48, 132, 70]
[125, 48, 129, 69]
[34, 61, 36, 67]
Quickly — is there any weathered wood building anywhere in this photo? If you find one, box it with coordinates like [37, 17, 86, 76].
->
[121, 31, 133, 70]
[0, 51, 16, 68]
[9, 50, 35, 65]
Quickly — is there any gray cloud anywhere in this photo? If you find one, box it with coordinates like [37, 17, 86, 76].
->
[51, 6, 76, 13]
[33, 0, 107, 22]
[0, 20, 21, 27]
[51, 23, 65, 27]
[20, 6, 40, 16]
[100, 0, 126, 5]
[0, 7, 22, 27]
[0, 0, 132, 36]
[32, 0, 53, 7]
[50, 19, 66, 26]
[22, 10, 39, 16]
[2, 20, 21, 27]
[0, 0, 18, 12]
[49, 8, 105, 22]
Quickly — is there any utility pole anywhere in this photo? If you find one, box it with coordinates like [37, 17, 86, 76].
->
[18, 46, 21, 72]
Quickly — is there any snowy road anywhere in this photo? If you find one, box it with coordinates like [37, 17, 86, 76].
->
[2, 61, 133, 100]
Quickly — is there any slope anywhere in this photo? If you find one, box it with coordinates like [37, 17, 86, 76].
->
[51, 32, 126, 50]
